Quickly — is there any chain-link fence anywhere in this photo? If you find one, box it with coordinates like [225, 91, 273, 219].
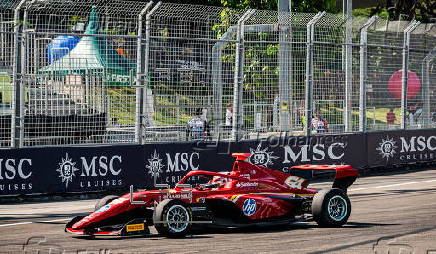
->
[0, 0, 20, 147]
[0, 0, 435, 147]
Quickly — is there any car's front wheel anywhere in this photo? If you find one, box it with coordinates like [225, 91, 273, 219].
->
[153, 199, 192, 238]
[311, 188, 351, 227]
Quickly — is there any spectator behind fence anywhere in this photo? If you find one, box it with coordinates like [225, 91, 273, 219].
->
[414, 105, 423, 126]
[202, 108, 211, 140]
[311, 112, 328, 133]
[301, 114, 306, 130]
[187, 108, 207, 141]
[225, 103, 233, 126]
[408, 104, 417, 125]
[298, 106, 306, 130]
[386, 108, 396, 129]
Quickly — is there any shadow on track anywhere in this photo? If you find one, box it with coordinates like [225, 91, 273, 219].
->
[342, 222, 400, 228]
[67, 221, 397, 241]
[184, 221, 396, 237]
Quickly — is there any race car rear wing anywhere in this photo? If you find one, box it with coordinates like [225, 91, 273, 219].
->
[290, 165, 359, 191]
[230, 153, 358, 191]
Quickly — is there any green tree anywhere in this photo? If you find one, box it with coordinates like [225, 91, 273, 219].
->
[353, 0, 436, 22]
[415, 0, 436, 23]
[155, 0, 339, 13]
[161, 0, 435, 22]
[386, 0, 418, 20]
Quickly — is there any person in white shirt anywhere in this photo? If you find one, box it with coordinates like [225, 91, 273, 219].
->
[311, 112, 328, 133]
[225, 103, 233, 126]
[414, 107, 422, 126]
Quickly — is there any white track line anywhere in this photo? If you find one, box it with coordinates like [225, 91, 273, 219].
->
[348, 181, 420, 192]
[39, 218, 71, 223]
[0, 221, 33, 227]
[0, 218, 71, 227]
[372, 181, 419, 189]
[348, 187, 368, 192]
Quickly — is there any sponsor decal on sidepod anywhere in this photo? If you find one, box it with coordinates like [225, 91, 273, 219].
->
[243, 199, 257, 216]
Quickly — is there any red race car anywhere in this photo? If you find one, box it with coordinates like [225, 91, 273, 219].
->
[66, 153, 358, 238]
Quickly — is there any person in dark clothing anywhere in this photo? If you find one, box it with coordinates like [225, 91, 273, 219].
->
[186, 108, 207, 141]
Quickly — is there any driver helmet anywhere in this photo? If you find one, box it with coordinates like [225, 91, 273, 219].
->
[210, 172, 230, 187]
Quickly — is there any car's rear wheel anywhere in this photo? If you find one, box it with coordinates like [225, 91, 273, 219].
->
[153, 199, 192, 238]
[95, 195, 118, 211]
[311, 188, 351, 227]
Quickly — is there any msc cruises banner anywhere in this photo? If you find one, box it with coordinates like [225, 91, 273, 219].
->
[0, 145, 146, 196]
[1, 129, 435, 196]
[143, 133, 367, 186]
[367, 129, 436, 167]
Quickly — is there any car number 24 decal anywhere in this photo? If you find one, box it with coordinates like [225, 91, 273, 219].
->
[285, 176, 306, 189]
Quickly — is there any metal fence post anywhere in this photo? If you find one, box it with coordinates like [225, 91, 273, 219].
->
[278, 2, 291, 132]
[135, 1, 154, 144]
[305, 12, 325, 137]
[232, 9, 254, 141]
[359, 16, 377, 132]
[19, 2, 33, 147]
[344, 2, 353, 132]
[11, 0, 27, 148]
[211, 26, 238, 131]
[401, 20, 420, 129]
[422, 47, 436, 127]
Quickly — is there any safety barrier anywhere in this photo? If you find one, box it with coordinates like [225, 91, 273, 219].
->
[1, 128, 435, 196]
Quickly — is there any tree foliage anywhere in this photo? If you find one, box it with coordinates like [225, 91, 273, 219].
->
[161, 0, 339, 13]
[160, 0, 435, 22]
[353, 0, 436, 22]
[415, 0, 436, 23]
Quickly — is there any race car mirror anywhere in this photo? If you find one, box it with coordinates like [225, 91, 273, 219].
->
[129, 185, 147, 205]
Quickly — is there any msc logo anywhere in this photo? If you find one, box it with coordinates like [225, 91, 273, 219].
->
[249, 143, 278, 167]
[146, 150, 200, 179]
[56, 153, 122, 188]
[146, 150, 164, 178]
[376, 136, 398, 161]
[242, 198, 257, 216]
[56, 153, 79, 188]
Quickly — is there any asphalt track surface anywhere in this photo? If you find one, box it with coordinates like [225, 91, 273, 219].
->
[2, 169, 436, 254]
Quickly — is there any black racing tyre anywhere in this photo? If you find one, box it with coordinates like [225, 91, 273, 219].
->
[153, 199, 192, 238]
[95, 195, 119, 211]
[311, 188, 351, 227]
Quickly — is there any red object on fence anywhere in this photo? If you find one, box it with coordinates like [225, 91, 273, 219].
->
[388, 70, 421, 100]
